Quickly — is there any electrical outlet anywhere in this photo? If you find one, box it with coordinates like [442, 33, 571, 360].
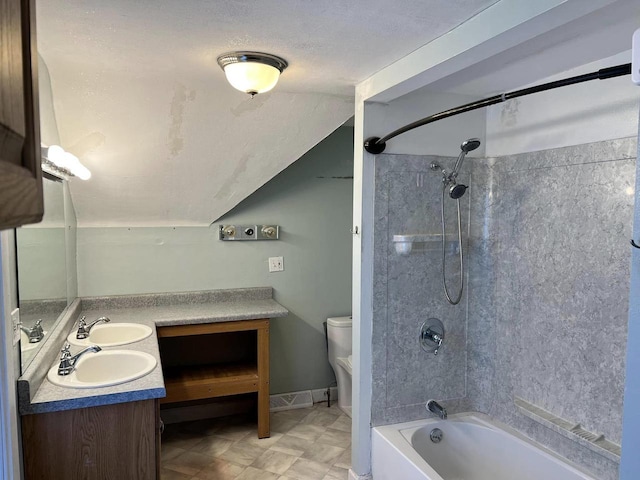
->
[11, 308, 20, 346]
[268, 256, 284, 272]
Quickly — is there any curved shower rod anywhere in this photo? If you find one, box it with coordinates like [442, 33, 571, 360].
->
[363, 63, 632, 155]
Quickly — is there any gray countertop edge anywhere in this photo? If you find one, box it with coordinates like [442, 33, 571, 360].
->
[153, 309, 289, 326]
[18, 288, 288, 415]
[23, 387, 167, 415]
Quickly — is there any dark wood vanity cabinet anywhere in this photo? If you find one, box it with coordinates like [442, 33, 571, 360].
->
[21, 399, 161, 480]
[0, 0, 43, 230]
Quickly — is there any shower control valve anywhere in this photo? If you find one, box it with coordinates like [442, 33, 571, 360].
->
[420, 318, 445, 356]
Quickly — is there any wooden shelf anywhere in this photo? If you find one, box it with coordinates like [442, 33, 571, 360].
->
[162, 363, 259, 404]
[158, 319, 269, 338]
[158, 319, 270, 438]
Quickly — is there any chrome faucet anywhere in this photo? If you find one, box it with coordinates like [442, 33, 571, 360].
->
[20, 319, 44, 343]
[427, 399, 447, 420]
[76, 315, 110, 339]
[58, 342, 102, 375]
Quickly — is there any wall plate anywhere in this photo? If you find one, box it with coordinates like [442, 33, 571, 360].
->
[219, 225, 280, 241]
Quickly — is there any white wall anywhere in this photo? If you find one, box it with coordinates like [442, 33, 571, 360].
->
[38, 55, 60, 147]
[47, 63, 353, 226]
[367, 90, 486, 156]
[486, 51, 640, 156]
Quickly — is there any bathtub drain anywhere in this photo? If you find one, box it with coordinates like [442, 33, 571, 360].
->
[430, 428, 443, 443]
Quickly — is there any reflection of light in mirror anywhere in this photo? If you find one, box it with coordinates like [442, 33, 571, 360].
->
[41, 144, 92, 180]
[626, 186, 635, 196]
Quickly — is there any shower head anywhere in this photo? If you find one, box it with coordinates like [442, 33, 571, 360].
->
[461, 138, 481, 153]
[451, 137, 481, 183]
[449, 183, 468, 199]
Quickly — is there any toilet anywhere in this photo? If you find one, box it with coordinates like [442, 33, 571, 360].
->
[327, 316, 353, 417]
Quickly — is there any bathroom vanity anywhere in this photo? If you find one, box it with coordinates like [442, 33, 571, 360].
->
[22, 399, 159, 479]
[18, 287, 287, 480]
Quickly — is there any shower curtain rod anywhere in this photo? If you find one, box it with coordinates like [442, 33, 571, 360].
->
[363, 63, 632, 154]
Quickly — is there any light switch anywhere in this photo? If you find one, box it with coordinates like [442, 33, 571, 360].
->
[268, 256, 284, 272]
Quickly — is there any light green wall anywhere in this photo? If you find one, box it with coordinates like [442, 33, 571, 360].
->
[76, 127, 354, 393]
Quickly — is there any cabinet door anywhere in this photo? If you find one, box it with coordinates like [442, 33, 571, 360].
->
[0, 0, 43, 230]
[22, 400, 159, 480]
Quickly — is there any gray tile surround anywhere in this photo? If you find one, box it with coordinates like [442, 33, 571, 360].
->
[371, 137, 637, 480]
[372, 154, 470, 425]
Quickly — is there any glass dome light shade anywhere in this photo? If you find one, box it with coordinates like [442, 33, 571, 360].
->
[217, 52, 288, 96]
[223, 62, 281, 95]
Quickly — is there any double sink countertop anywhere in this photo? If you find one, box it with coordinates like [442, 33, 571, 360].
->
[18, 287, 288, 415]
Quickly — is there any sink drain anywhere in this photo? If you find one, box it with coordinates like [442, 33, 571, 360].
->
[430, 428, 443, 443]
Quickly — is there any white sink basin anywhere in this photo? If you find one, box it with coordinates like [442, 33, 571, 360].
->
[21, 330, 47, 351]
[67, 323, 152, 347]
[47, 349, 157, 389]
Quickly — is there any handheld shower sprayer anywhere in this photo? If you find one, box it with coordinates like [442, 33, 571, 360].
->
[446, 138, 481, 200]
[431, 138, 481, 305]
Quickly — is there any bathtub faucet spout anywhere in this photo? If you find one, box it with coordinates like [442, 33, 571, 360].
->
[426, 399, 447, 420]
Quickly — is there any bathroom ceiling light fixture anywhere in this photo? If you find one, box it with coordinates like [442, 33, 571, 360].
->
[217, 51, 288, 97]
[41, 145, 92, 180]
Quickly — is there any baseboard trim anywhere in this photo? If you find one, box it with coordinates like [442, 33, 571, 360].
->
[270, 387, 338, 412]
[348, 469, 372, 480]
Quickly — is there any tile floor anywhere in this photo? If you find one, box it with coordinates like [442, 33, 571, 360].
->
[161, 402, 351, 480]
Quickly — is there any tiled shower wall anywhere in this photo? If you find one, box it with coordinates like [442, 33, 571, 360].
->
[372, 154, 472, 425]
[372, 137, 636, 479]
[468, 137, 636, 480]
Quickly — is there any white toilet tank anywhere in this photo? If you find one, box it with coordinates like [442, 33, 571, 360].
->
[327, 316, 353, 416]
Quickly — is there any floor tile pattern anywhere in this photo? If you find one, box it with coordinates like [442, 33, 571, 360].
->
[161, 403, 351, 480]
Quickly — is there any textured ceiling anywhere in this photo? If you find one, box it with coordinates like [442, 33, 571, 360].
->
[36, 0, 500, 226]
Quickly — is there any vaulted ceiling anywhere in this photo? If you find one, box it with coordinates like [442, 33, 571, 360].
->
[36, 0, 500, 226]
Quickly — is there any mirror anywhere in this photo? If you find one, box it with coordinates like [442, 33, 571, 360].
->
[15, 54, 80, 372]
[16, 177, 75, 370]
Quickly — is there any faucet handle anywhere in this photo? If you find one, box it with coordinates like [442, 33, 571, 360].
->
[60, 342, 72, 359]
[77, 316, 87, 327]
[420, 319, 445, 356]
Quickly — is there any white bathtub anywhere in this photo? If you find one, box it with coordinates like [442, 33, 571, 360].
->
[372, 413, 596, 480]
